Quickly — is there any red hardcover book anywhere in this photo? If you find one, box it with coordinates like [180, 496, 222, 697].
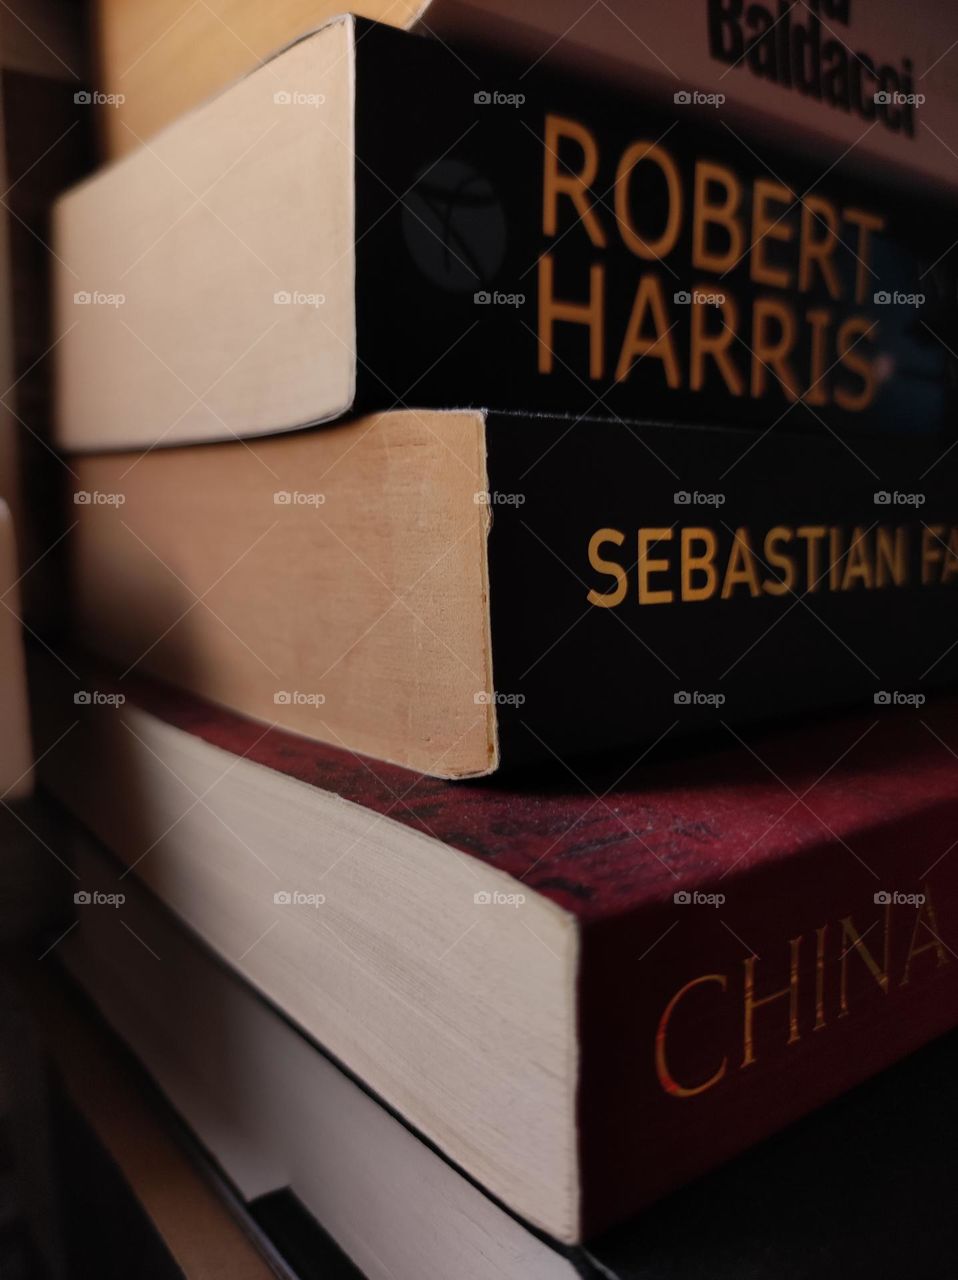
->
[35, 655, 958, 1242]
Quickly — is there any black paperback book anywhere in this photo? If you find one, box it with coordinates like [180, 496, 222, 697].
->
[481, 414, 958, 762]
[56, 843, 958, 1280]
[347, 19, 958, 440]
[256, 1026, 958, 1280]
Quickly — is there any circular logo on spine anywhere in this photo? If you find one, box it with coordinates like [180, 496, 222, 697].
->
[401, 160, 506, 293]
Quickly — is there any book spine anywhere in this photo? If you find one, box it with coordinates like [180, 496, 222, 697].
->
[482, 415, 958, 765]
[576, 795, 958, 1235]
[353, 20, 958, 439]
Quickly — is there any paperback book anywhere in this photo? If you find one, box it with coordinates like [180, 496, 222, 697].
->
[67, 409, 958, 776]
[93, 0, 958, 198]
[55, 18, 958, 451]
[35, 655, 958, 1240]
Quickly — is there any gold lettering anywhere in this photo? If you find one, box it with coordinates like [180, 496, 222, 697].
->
[763, 526, 796, 597]
[638, 527, 674, 604]
[615, 142, 682, 260]
[538, 255, 605, 379]
[797, 525, 828, 591]
[834, 316, 877, 413]
[587, 528, 628, 607]
[751, 180, 795, 289]
[901, 887, 950, 986]
[805, 307, 832, 407]
[692, 161, 744, 273]
[691, 289, 744, 396]
[875, 526, 909, 588]
[842, 525, 875, 591]
[615, 275, 681, 386]
[799, 197, 843, 298]
[751, 298, 799, 401]
[742, 938, 802, 1067]
[838, 906, 890, 1016]
[922, 524, 946, 585]
[681, 527, 719, 601]
[542, 115, 607, 247]
[814, 925, 828, 1031]
[845, 207, 886, 304]
[655, 975, 728, 1098]
[945, 528, 958, 584]
[829, 526, 844, 591]
[722, 528, 762, 599]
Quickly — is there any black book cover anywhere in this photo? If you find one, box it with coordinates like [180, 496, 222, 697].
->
[480, 410, 958, 763]
[248, 1026, 958, 1280]
[350, 19, 958, 440]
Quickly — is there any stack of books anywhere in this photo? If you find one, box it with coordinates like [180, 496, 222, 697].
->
[30, 1, 958, 1274]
